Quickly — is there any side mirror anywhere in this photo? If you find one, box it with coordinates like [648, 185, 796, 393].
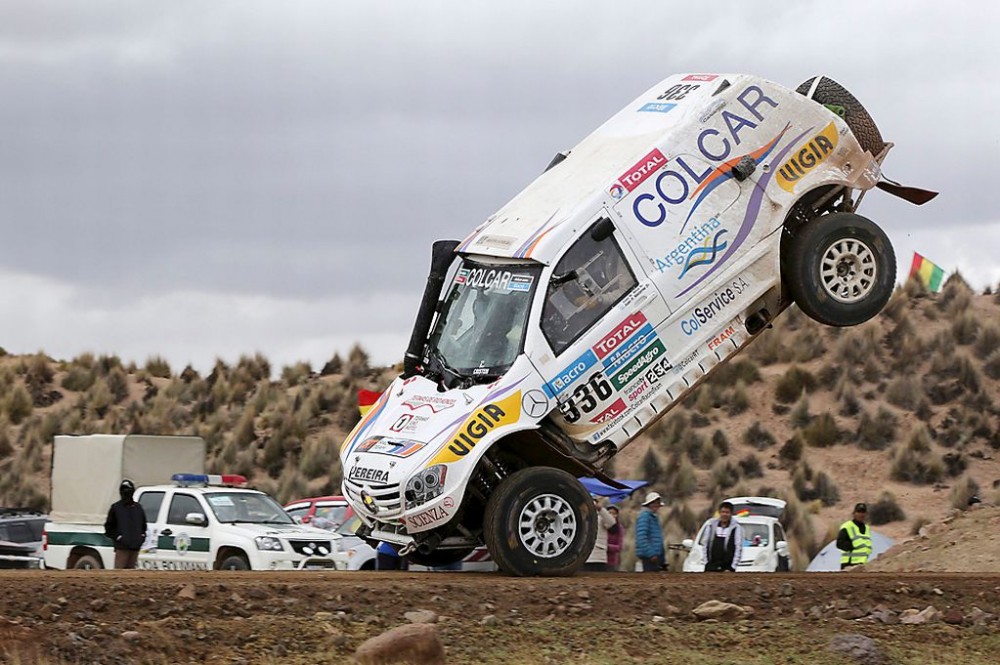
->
[776, 540, 788, 554]
[185, 512, 208, 527]
[590, 217, 615, 242]
[681, 539, 694, 550]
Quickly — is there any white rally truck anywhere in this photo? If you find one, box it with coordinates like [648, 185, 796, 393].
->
[44, 435, 339, 571]
[339, 73, 935, 576]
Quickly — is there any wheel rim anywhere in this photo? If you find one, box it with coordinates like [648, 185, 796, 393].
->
[517, 493, 577, 559]
[819, 237, 877, 303]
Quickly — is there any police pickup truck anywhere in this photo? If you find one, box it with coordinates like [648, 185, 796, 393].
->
[44, 474, 339, 571]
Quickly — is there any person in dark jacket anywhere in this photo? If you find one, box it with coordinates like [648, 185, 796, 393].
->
[104, 479, 147, 569]
[703, 501, 743, 572]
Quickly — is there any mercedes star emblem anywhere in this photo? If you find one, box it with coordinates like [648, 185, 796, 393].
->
[522, 390, 550, 418]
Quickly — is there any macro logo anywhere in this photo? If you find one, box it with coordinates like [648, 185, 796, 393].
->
[679, 229, 728, 279]
[544, 350, 598, 398]
[777, 121, 838, 192]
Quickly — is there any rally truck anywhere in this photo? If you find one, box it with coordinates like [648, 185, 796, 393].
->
[43, 435, 338, 571]
[339, 73, 936, 576]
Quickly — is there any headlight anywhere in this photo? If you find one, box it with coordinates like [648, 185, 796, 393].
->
[405, 464, 448, 509]
[255, 536, 284, 551]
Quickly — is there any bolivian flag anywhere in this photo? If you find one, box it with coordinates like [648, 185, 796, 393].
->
[909, 252, 945, 293]
[358, 389, 382, 417]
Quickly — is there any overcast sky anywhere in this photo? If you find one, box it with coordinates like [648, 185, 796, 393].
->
[0, 1, 996, 374]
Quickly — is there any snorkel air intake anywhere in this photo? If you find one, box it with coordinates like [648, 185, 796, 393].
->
[403, 240, 460, 377]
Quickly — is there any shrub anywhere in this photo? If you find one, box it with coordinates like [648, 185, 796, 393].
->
[855, 406, 897, 451]
[706, 359, 762, 387]
[743, 422, 776, 450]
[802, 413, 841, 448]
[710, 459, 741, 492]
[950, 475, 980, 510]
[106, 366, 130, 404]
[941, 451, 967, 477]
[281, 361, 312, 387]
[726, 382, 750, 416]
[774, 365, 818, 404]
[939, 272, 972, 314]
[144, 355, 172, 379]
[908, 425, 933, 453]
[836, 327, 880, 366]
[711, 429, 730, 457]
[886, 375, 922, 411]
[346, 344, 371, 379]
[321, 353, 344, 376]
[791, 464, 839, 506]
[792, 328, 824, 362]
[868, 491, 906, 525]
[910, 516, 931, 536]
[975, 323, 1000, 360]
[951, 311, 980, 346]
[276, 463, 308, 505]
[738, 453, 763, 479]
[640, 448, 662, 485]
[662, 453, 697, 500]
[779, 434, 804, 463]
[237, 353, 272, 382]
[4, 383, 33, 425]
[837, 382, 860, 417]
[61, 366, 96, 392]
[746, 329, 793, 365]
[889, 443, 945, 485]
[985, 349, 1000, 381]
[790, 395, 811, 429]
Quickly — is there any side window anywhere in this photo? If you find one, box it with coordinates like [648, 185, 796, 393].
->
[541, 224, 638, 355]
[775, 522, 787, 543]
[167, 494, 204, 525]
[7, 522, 32, 543]
[139, 491, 165, 523]
[285, 506, 310, 522]
[27, 519, 46, 541]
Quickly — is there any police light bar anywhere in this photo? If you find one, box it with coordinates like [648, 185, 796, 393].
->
[171, 473, 247, 487]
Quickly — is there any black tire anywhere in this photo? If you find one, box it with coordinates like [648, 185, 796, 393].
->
[406, 547, 473, 568]
[219, 554, 250, 571]
[796, 76, 885, 156]
[73, 553, 103, 570]
[483, 467, 596, 577]
[785, 212, 895, 326]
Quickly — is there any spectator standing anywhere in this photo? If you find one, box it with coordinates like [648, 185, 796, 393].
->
[104, 479, 147, 569]
[376, 542, 409, 571]
[606, 505, 623, 571]
[703, 500, 744, 572]
[584, 496, 616, 572]
[836, 503, 872, 569]
[635, 492, 665, 572]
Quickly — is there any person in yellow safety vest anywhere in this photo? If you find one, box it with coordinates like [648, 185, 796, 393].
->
[836, 503, 872, 569]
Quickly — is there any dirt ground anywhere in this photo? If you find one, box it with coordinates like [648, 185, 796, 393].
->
[2, 570, 999, 664]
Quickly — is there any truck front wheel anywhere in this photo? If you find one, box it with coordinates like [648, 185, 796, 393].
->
[72, 553, 103, 570]
[219, 554, 250, 570]
[483, 467, 596, 576]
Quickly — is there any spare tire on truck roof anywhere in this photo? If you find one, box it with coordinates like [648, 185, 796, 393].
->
[796, 76, 885, 157]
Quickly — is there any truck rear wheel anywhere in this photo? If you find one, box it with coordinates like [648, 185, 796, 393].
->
[219, 554, 250, 570]
[72, 553, 103, 570]
[483, 467, 596, 577]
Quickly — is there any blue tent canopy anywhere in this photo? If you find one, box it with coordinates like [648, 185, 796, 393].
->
[578, 477, 649, 504]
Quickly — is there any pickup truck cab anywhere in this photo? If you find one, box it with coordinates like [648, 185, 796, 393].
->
[339, 73, 935, 576]
[44, 474, 339, 571]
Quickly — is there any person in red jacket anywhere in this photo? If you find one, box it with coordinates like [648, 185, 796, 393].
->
[606, 505, 623, 571]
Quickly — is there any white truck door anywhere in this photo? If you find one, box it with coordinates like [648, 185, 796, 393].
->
[157, 491, 212, 570]
[136, 489, 167, 569]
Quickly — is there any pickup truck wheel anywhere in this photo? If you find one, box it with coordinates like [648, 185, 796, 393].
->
[406, 548, 473, 568]
[785, 212, 895, 327]
[219, 554, 250, 570]
[483, 467, 596, 577]
[73, 553, 103, 570]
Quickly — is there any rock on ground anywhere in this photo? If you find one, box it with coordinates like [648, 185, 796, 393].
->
[828, 633, 885, 664]
[354, 622, 445, 665]
[691, 600, 753, 621]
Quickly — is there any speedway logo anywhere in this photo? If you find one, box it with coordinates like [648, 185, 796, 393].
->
[544, 349, 598, 398]
[776, 121, 838, 192]
[608, 148, 667, 199]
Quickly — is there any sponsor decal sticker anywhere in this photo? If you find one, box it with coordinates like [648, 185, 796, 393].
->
[601, 324, 656, 375]
[545, 349, 598, 398]
[776, 121, 839, 192]
[591, 398, 626, 424]
[431, 391, 522, 463]
[408, 504, 450, 529]
[683, 74, 718, 82]
[348, 465, 391, 484]
[679, 277, 750, 336]
[608, 148, 667, 200]
[639, 102, 677, 114]
[644, 356, 674, 386]
[679, 229, 728, 278]
[594, 312, 648, 359]
[358, 437, 426, 458]
[653, 216, 724, 274]
[402, 395, 456, 413]
[708, 323, 739, 352]
[508, 274, 535, 292]
[610, 340, 666, 391]
[626, 378, 651, 404]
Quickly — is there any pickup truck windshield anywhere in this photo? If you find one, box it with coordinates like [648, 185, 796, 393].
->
[428, 260, 541, 376]
[205, 492, 294, 525]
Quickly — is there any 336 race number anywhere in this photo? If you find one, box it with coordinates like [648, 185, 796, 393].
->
[558, 373, 614, 423]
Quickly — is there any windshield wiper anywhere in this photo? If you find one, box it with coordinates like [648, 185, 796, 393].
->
[426, 346, 467, 389]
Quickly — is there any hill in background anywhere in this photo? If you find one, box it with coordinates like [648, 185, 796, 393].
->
[1, 275, 999, 570]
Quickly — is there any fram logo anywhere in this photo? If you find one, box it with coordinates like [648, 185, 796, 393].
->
[545, 350, 598, 398]
[594, 312, 648, 359]
[609, 148, 667, 199]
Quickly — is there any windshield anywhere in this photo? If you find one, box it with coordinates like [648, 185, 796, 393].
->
[338, 514, 363, 537]
[205, 492, 295, 525]
[427, 259, 541, 376]
[741, 523, 770, 548]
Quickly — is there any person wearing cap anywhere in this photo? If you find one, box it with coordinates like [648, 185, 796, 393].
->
[635, 491, 666, 572]
[836, 503, 872, 569]
[104, 479, 148, 569]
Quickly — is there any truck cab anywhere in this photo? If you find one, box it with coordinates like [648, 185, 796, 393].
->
[339, 73, 934, 576]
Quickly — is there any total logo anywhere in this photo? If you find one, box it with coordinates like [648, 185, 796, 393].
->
[607, 148, 667, 203]
[609, 184, 626, 200]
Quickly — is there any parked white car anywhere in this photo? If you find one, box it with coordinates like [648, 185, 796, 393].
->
[681, 496, 791, 572]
